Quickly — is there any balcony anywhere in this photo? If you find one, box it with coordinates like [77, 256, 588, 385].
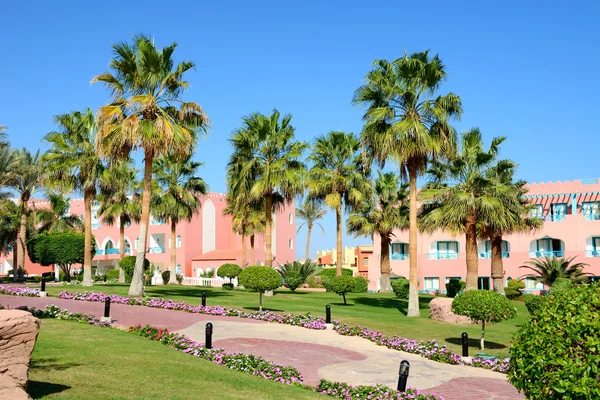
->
[528, 250, 564, 258]
[390, 253, 408, 261]
[148, 247, 165, 254]
[428, 252, 458, 260]
[96, 248, 131, 256]
[586, 250, 600, 257]
[584, 213, 600, 221]
[478, 251, 510, 259]
[548, 214, 565, 222]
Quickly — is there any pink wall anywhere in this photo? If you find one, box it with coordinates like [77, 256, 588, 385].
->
[368, 179, 600, 292]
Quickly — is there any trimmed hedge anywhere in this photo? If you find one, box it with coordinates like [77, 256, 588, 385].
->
[504, 279, 525, 300]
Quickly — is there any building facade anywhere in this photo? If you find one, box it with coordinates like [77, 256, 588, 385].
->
[0, 193, 297, 277]
[367, 179, 600, 292]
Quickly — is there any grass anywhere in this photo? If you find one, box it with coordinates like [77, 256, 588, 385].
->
[29, 319, 321, 399]
[43, 283, 526, 358]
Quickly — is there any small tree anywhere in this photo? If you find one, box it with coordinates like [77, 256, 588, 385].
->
[328, 275, 356, 305]
[28, 232, 95, 282]
[278, 260, 316, 291]
[452, 290, 516, 350]
[238, 266, 282, 311]
[119, 256, 150, 282]
[217, 263, 242, 286]
[509, 283, 600, 399]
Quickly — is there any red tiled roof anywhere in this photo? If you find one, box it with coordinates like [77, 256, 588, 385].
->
[192, 249, 242, 261]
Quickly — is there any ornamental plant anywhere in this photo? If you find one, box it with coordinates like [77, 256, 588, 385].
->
[328, 275, 356, 305]
[217, 263, 242, 284]
[278, 260, 316, 291]
[452, 290, 516, 350]
[509, 283, 600, 399]
[319, 267, 353, 291]
[391, 278, 409, 299]
[238, 266, 282, 311]
[445, 279, 466, 298]
[316, 379, 439, 400]
[119, 256, 150, 282]
[523, 294, 546, 315]
[503, 279, 525, 300]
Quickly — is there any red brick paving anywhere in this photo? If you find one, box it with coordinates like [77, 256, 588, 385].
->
[422, 377, 524, 400]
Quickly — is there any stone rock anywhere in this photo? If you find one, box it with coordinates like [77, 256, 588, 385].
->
[0, 309, 40, 399]
[429, 297, 474, 324]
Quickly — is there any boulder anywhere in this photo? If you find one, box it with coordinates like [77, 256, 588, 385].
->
[0, 310, 40, 400]
[429, 297, 474, 324]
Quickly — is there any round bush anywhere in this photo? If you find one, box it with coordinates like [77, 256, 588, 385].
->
[452, 290, 517, 349]
[391, 278, 409, 299]
[328, 275, 356, 305]
[217, 264, 242, 282]
[222, 283, 234, 290]
[318, 268, 353, 291]
[352, 276, 368, 293]
[106, 269, 120, 281]
[446, 279, 465, 298]
[119, 256, 150, 281]
[509, 283, 600, 399]
[504, 279, 525, 300]
[548, 277, 573, 296]
[238, 266, 282, 311]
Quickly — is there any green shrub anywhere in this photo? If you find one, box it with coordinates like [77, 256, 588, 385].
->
[106, 269, 120, 281]
[238, 266, 282, 311]
[509, 283, 600, 399]
[318, 268, 353, 291]
[446, 279, 466, 298]
[548, 277, 573, 295]
[504, 279, 525, 300]
[391, 278, 409, 299]
[278, 260, 316, 291]
[523, 294, 547, 315]
[119, 256, 150, 282]
[217, 264, 242, 282]
[328, 275, 356, 305]
[352, 276, 368, 293]
[222, 283, 234, 290]
[452, 290, 517, 349]
[307, 276, 324, 288]
[93, 274, 107, 282]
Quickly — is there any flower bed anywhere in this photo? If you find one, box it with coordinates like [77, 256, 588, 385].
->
[9, 304, 111, 327]
[316, 380, 441, 400]
[464, 356, 510, 373]
[0, 286, 41, 297]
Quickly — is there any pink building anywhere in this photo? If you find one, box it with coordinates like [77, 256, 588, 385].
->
[0, 193, 297, 277]
[368, 179, 600, 293]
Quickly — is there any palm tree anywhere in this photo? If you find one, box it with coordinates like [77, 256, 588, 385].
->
[520, 256, 590, 287]
[9, 149, 42, 279]
[223, 198, 264, 268]
[97, 160, 141, 282]
[43, 109, 104, 287]
[93, 34, 209, 296]
[152, 154, 207, 284]
[347, 172, 409, 292]
[420, 129, 509, 290]
[0, 199, 21, 273]
[228, 110, 307, 267]
[296, 198, 326, 261]
[36, 193, 83, 233]
[354, 51, 462, 316]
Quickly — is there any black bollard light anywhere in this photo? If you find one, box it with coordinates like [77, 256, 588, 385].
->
[104, 275, 107, 283]
[202, 291, 207, 307]
[205, 322, 213, 349]
[397, 360, 410, 392]
[461, 332, 469, 357]
[41, 276, 46, 292]
[104, 297, 111, 318]
[325, 304, 331, 324]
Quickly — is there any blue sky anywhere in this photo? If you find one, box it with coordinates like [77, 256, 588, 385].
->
[1, 1, 598, 259]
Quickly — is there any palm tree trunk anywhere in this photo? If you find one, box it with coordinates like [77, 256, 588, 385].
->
[380, 234, 391, 292]
[407, 166, 420, 317]
[12, 245, 17, 279]
[305, 223, 312, 261]
[16, 200, 27, 281]
[250, 234, 255, 266]
[118, 214, 126, 283]
[336, 203, 342, 276]
[241, 232, 247, 268]
[169, 218, 177, 284]
[465, 212, 479, 290]
[491, 232, 505, 294]
[129, 154, 153, 296]
[264, 194, 273, 267]
[82, 190, 94, 287]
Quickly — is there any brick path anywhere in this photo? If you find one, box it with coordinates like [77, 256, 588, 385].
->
[0, 294, 523, 400]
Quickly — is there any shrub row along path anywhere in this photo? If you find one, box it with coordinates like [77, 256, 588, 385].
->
[0, 294, 523, 400]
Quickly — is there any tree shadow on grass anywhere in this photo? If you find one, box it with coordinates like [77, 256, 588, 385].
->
[28, 381, 70, 399]
[274, 290, 309, 295]
[30, 358, 83, 371]
[445, 337, 507, 350]
[242, 307, 285, 312]
[353, 296, 431, 316]
[147, 288, 233, 299]
[331, 303, 355, 307]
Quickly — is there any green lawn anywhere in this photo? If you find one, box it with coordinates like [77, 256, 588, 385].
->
[44, 284, 527, 358]
[29, 319, 321, 399]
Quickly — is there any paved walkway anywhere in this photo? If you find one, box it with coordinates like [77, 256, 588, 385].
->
[0, 294, 523, 399]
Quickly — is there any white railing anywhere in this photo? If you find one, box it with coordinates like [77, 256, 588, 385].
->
[182, 277, 238, 287]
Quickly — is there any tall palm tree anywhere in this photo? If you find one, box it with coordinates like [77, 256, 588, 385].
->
[308, 131, 368, 276]
[520, 256, 590, 287]
[43, 109, 104, 287]
[223, 197, 264, 268]
[97, 160, 141, 282]
[152, 154, 207, 284]
[228, 110, 307, 267]
[296, 198, 326, 261]
[354, 51, 462, 316]
[93, 34, 209, 296]
[419, 128, 510, 290]
[347, 172, 409, 292]
[10, 149, 42, 279]
[36, 193, 83, 233]
[0, 199, 21, 273]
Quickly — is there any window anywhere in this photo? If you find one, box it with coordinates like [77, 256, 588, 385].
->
[424, 277, 440, 290]
[534, 238, 563, 257]
[530, 204, 543, 219]
[363, 257, 369, 266]
[289, 238, 293, 250]
[135, 238, 139, 249]
[445, 277, 461, 284]
[583, 202, 600, 220]
[478, 277, 490, 290]
[176, 235, 182, 248]
[391, 243, 408, 260]
[433, 241, 458, 259]
[481, 240, 510, 258]
[289, 213, 293, 224]
[525, 278, 544, 290]
[550, 203, 567, 221]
